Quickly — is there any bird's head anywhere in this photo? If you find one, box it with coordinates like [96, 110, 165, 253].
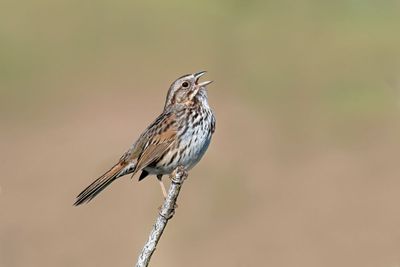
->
[164, 71, 212, 109]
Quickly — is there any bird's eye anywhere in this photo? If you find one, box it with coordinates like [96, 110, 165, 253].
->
[182, 81, 189, 88]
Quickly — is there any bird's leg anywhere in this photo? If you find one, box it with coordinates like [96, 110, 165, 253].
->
[157, 174, 167, 199]
[157, 174, 178, 210]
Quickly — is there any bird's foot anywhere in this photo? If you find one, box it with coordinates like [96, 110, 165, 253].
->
[169, 166, 188, 184]
[158, 202, 178, 219]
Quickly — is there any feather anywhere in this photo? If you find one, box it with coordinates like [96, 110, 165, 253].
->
[138, 170, 149, 181]
[74, 111, 178, 205]
[74, 162, 128, 205]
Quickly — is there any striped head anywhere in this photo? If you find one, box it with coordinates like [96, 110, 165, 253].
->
[164, 71, 212, 109]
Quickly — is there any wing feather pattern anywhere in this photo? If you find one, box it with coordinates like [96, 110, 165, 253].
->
[74, 112, 177, 205]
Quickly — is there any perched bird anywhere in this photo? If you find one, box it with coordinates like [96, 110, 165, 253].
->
[74, 71, 215, 205]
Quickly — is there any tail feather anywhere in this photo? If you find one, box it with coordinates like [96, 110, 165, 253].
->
[74, 162, 130, 206]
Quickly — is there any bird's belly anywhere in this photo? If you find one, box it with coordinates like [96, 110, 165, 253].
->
[179, 129, 211, 170]
[145, 126, 212, 175]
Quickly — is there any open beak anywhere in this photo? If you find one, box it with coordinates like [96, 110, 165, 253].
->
[194, 71, 213, 87]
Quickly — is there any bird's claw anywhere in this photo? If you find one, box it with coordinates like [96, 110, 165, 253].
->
[158, 203, 178, 219]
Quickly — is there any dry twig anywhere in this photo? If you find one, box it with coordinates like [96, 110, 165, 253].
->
[135, 166, 188, 267]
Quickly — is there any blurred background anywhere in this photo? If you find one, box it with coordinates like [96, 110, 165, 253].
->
[1, 1, 400, 266]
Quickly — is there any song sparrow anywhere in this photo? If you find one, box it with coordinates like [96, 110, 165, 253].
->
[74, 71, 215, 205]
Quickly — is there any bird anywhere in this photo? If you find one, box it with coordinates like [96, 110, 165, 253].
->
[74, 71, 215, 205]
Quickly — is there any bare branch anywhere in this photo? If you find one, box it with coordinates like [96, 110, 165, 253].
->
[135, 166, 188, 267]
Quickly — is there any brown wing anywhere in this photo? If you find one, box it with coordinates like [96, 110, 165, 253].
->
[74, 111, 177, 205]
[135, 142, 173, 171]
[133, 112, 177, 172]
[121, 110, 177, 176]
